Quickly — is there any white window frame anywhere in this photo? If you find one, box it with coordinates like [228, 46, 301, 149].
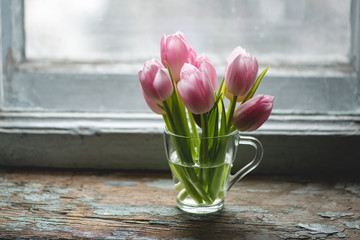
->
[0, 0, 359, 174]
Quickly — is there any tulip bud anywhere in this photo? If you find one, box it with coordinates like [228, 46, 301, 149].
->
[178, 63, 215, 114]
[225, 46, 258, 99]
[233, 95, 274, 132]
[138, 58, 173, 102]
[161, 31, 196, 82]
[141, 88, 165, 115]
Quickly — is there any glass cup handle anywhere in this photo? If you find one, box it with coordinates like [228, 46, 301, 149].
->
[228, 135, 263, 191]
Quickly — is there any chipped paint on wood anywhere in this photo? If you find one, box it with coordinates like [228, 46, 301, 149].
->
[0, 170, 359, 239]
[104, 181, 138, 187]
[297, 223, 342, 234]
[91, 203, 180, 217]
[144, 179, 174, 190]
[224, 206, 270, 213]
[343, 220, 360, 229]
[318, 212, 355, 220]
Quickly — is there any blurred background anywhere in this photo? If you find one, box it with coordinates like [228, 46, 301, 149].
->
[26, 0, 350, 65]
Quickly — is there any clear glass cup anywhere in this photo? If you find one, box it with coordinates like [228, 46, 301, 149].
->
[164, 128, 263, 214]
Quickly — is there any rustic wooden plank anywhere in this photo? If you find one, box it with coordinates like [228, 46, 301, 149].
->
[0, 169, 359, 239]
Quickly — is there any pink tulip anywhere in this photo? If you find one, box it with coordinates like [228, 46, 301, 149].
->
[233, 95, 274, 132]
[225, 46, 258, 99]
[138, 58, 173, 102]
[141, 88, 165, 115]
[178, 63, 215, 114]
[194, 54, 217, 90]
[161, 31, 196, 82]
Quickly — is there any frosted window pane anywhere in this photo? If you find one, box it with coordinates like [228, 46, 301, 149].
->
[25, 0, 351, 64]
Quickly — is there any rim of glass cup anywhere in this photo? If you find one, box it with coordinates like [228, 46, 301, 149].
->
[164, 127, 239, 140]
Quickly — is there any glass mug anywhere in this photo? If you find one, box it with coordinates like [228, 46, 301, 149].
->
[164, 128, 263, 214]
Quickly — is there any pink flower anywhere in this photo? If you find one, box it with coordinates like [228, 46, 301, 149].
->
[178, 63, 215, 114]
[225, 46, 258, 99]
[233, 95, 274, 132]
[141, 88, 165, 115]
[161, 31, 196, 82]
[194, 54, 217, 90]
[138, 58, 173, 102]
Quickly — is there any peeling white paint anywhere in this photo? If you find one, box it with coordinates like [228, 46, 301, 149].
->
[22, 193, 60, 202]
[343, 220, 360, 229]
[317, 211, 355, 220]
[90, 203, 180, 217]
[297, 223, 342, 234]
[224, 206, 269, 213]
[104, 181, 138, 187]
[144, 179, 174, 190]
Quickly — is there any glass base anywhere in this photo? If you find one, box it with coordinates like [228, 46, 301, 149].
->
[177, 198, 224, 214]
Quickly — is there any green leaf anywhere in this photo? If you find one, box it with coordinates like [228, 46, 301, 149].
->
[217, 77, 226, 98]
[188, 110, 200, 160]
[219, 100, 227, 136]
[207, 93, 223, 138]
[209, 109, 219, 160]
[165, 61, 176, 91]
[188, 110, 199, 138]
[162, 114, 173, 133]
[207, 104, 219, 149]
[225, 95, 238, 133]
[165, 61, 191, 138]
[243, 66, 269, 102]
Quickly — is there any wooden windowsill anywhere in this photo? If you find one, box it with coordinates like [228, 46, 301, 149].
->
[0, 169, 359, 239]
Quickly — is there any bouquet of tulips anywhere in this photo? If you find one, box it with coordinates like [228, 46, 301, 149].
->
[139, 31, 274, 204]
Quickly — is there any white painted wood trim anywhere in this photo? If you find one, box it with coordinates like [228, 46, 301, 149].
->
[0, 112, 359, 174]
[0, 112, 359, 136]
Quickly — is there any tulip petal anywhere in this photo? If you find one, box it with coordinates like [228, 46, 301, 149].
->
[225, 55, 258, 97]
[138, 70, 160, 102]
[233, 95, 274, 132]
[161, 35, 189, 82]
[178, 79, 208, 114]
[178, 67, 215, 115]
[201, 69, 216, 111]
[199, 60, 217, 90]
[180, 63, 197, 80]
[226, 46, 249, 64]
[153, 68, 173, 101]
[141, 88, 165, 115]
[138, 58, 171, 103]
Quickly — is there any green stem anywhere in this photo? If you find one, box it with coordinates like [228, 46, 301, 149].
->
[188, 110, 200, 162]
[162, 114, 172, 133]
[170, 163, 204, 204]
[200, 113, 208, 163]
[185, 166, 213, 204]
[164, 101, 212, 204]
[177, 188, 189, 201]
[200, 113, 210, 191]
[207, 137, 229, 201]
[209, 164, 226, 201]
[162, 101, 175, 131]
[226, 95, 238, 133]
[188, 110, 199, 139]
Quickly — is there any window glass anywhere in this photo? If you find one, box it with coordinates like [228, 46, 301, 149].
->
[15, 0, 356, 114]
[25, 0, 351, 65]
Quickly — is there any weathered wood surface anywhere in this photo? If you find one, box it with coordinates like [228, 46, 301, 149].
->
[0, 169, 359, 239]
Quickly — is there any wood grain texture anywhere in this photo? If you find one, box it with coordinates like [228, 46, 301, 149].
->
[0, 169, 359, 239]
